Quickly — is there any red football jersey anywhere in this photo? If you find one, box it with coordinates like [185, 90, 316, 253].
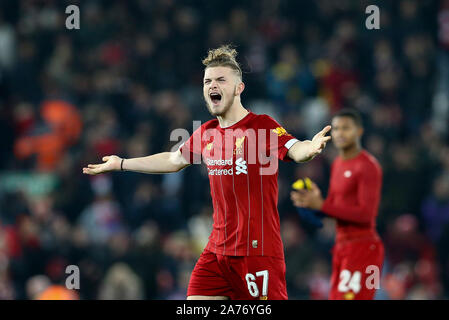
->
[179, 111, 299, 259]
[321, 150, 383, 242]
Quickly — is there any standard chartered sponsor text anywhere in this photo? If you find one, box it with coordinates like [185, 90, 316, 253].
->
[207, 158, 234, 176]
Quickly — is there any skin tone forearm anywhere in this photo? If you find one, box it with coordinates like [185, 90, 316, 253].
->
[288, 140, 315, 163]
[121, 152, 189, 174]
[82, 150, 190, 175]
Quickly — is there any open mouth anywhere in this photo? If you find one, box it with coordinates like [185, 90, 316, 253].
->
[210, 92, 222, 105]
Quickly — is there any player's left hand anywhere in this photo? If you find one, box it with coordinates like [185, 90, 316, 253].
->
[307, 125, 331, 159]
[290, 181, 324, 211]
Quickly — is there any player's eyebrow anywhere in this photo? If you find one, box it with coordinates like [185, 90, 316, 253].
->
[204, 76, 226, 82]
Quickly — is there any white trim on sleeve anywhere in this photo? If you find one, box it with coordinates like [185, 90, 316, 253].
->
[284, 138, 299, 150]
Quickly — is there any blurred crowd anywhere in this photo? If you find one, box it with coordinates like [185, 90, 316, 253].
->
[0, 0, 448, 299]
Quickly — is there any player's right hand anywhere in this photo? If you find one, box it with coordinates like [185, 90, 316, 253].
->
[82, 155, 122, 175]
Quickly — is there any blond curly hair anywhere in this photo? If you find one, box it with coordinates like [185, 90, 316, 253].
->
[202, 44, 242, 79]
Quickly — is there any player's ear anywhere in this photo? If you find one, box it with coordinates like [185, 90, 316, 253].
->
[357, 126, 364, 137]
[235, 81, 245, 96]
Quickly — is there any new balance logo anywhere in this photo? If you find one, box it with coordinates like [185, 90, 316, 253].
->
[235, 157, 247, 175]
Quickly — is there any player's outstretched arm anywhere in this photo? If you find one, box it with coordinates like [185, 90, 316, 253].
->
[82, 150, 190, 175]
[287, 125, 331, 163]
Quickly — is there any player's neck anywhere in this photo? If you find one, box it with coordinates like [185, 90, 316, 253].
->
[339, 144, 362, 160]
[217, 102, 249, 128]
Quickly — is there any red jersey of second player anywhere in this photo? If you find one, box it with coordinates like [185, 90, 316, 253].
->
[321, 150, 383, 242]
[179, 111, 299, 259]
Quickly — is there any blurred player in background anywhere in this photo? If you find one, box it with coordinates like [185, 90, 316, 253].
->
[291, 109, 384, 300]
[83, 45, 331, 300]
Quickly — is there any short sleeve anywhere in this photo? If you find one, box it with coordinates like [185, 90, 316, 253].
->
[260, 115, 299, 162]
